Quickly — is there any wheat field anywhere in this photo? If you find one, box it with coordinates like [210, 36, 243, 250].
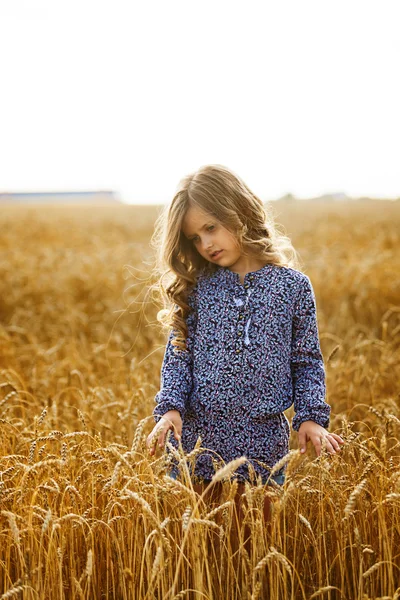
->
[0, 200, 399, 600]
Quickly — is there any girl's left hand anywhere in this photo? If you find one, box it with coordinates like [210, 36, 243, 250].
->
[298, 421, 345, 457]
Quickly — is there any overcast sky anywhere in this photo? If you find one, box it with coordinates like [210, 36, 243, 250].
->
[1, 0, 399, 204]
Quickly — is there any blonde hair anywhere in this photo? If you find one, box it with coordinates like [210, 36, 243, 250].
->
[149, 164, 301, 352]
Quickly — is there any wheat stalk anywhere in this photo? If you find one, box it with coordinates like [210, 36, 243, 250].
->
[310, 586, 341, 598]
[85, 549, 93, 578]
[344, 478, 367, 518]
[211, 456, 248, 483]
[362, 560, 390, 578]
[1, 511, 20, 546]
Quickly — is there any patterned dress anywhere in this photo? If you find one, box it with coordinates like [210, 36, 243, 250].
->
[153, 263, 330, 485]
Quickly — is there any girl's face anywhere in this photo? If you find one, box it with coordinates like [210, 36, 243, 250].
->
[182, 204, 243, 267]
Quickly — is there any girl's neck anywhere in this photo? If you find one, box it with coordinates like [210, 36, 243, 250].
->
[227, 257, 269, 285]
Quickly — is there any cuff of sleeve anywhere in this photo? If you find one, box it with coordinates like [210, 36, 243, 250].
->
[292, 407, 330, 432]
[153, 398, 186, 423]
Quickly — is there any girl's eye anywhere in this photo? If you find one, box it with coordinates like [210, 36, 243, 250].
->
[190, 225, 215, 243]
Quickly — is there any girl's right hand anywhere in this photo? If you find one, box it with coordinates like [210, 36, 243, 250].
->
[146, 409, 182, 456]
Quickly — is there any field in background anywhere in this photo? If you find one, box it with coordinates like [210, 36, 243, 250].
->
[0, 201, 399, 599]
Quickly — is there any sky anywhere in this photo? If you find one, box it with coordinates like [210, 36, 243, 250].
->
[1, 0, 399, 204]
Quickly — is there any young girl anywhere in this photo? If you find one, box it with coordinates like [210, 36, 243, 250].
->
[146, 164, 344, 516]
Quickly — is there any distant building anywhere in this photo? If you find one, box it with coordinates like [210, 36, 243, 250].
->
[0, 190, 122, 204]
[272, 192, 353, 203]
[276, 193, 297, 203]
[308, 192, 350, 202]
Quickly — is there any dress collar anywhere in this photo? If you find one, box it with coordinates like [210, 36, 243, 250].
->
[214, 263, 275, 284]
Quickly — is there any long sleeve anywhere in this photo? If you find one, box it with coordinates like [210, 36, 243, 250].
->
[290, 275, 331, 432]
[152, 286, 198, 424]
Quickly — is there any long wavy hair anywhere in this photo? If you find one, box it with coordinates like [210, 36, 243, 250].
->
[149, 164, 301, 352]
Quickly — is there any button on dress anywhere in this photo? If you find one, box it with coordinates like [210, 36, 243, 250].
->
[153, 263, 330, 484]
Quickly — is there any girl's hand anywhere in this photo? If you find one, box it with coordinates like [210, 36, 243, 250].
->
[146, 410, 182, 456]
[298, 420, 345, 457]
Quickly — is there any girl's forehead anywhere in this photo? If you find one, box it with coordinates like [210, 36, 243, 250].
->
[181, 205, 215, 235]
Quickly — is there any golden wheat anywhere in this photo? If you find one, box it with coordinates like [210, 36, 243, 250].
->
[0, 201, 399, 599]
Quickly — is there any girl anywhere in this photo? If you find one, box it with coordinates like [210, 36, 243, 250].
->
[145, 164, 344, 523]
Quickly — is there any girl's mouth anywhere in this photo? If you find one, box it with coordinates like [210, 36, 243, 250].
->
[211, 250, 223, 259]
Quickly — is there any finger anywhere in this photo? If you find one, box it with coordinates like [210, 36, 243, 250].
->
[158, 424, 171, 449]
[162, 420, 181, 443]
[149, 431, 160, 454]
[325, 439, 338, 454]
[171, 422, 182, 441]
[147, 436, 156, 456]
[327, 434, 343, 451]
[312, 437, 323, 457]
[147, 429, 158, 446]
[320, 436, 338, 455]
[148, 423, 165, 454]
[298, 430, 307, 453]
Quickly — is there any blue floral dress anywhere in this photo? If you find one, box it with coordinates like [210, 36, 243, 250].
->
[153, 263, 330, 485]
